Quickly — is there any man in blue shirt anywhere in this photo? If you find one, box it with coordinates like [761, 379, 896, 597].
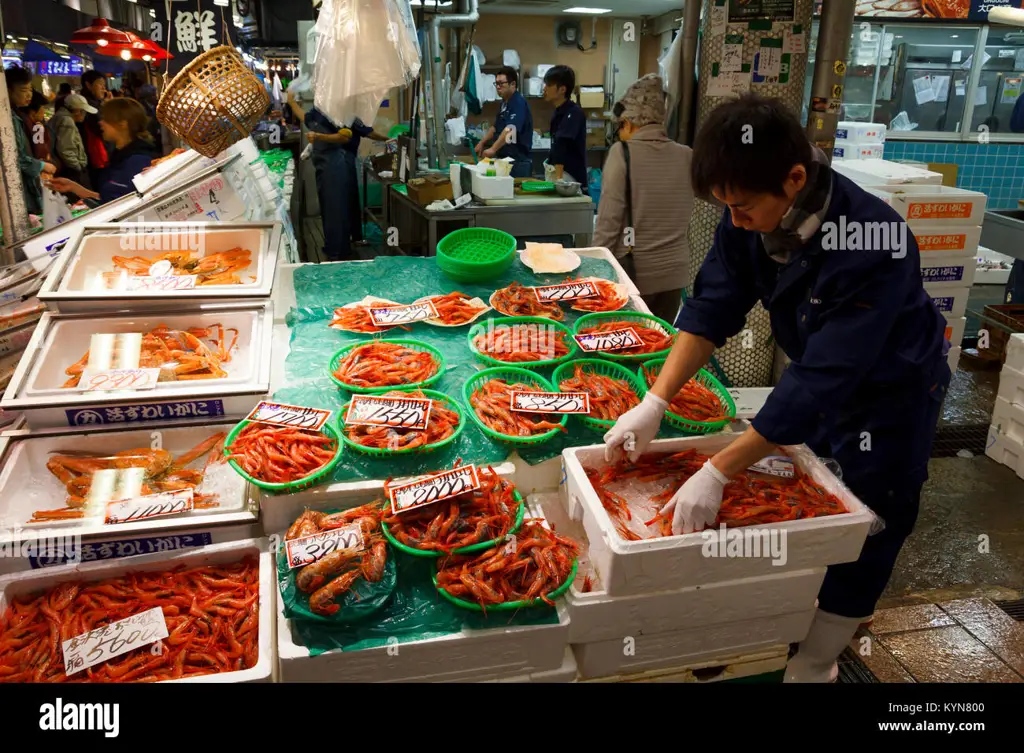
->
[543, 65, 588, 193]
[604, 94, 950, 683]
[476, 66, 533, 178]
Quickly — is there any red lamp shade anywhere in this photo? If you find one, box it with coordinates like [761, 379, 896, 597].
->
[70, 18, 133, 46]
[93, 31, 173, 62]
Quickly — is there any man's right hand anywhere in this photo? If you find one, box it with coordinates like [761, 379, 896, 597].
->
[603, 392, 668, 463]
[474, 140, 486, 156]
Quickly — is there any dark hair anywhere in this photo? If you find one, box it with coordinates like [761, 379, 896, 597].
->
[25, 90, 48, 112]
[691, 93, 813, 200]
[58, 83, 72, 95]
[543, 65, 575, 97]
[5, 65, 32, 90]
[496, 66, 518, 88]
[82, 70, 106, 90]
[102, 97, 155, 144]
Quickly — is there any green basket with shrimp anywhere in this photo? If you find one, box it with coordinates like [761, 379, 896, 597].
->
[462, 366, 568, 448]
[572, 311, 678, 363]
[327, 339, 447, 395]
[431, 559, 578, 611]
[638, 359, 736, 435]
[380, 489, 525, 559]
[337, 388, 466, 458]
[551, 358, 648, 434]
[467, 316, 578, 370]
[223, 416, 343, 493]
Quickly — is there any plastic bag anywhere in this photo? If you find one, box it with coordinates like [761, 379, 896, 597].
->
[42, 187, 72, 230]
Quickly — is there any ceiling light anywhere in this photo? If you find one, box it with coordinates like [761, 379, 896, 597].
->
[97, 38, 109, 46]
[950, 34, 959, 38]
[120, 49, 132, 60]
[562, 7, 612, 13]
[142, 54, 153, 61]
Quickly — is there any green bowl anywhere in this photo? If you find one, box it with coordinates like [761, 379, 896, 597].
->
[572, 311, 677, 363]
[380, 491, 525, 558]
[467, 316, 578, 370]
[435, 228, 516, 283]
[328, 339, 446, 394]
[338, 388, 466, 457]
[223, 417, 342, 492]
[432, 559, 578, 611]
[551, 358, 648, 433]
[638, 359, 736, 435]
[462, 366, 568, 447]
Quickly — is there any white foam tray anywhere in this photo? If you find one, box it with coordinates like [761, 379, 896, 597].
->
[0, 538, 274, 683]
[998, 364, 1024, 408]
[992, 396, 1024, 446]
[985, 426, 1024, 480]
[929, 287, 969, 319]
[1007, 334, 1024, 373]
[920, 249, 977, 289]
[560, 435, 874, 596]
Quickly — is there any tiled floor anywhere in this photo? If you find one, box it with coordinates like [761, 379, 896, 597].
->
[851, 597, 1024, 683]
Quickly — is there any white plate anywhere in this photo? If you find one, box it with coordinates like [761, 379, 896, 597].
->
[414, 293, 491, 327]
[488, 288, 566, 321]
[328, 296, 405, 334]
[570, 277, 629, 313]
[520, 244, 581, 275]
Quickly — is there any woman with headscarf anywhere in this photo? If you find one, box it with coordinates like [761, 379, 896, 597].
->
[592, 74, 695, 324]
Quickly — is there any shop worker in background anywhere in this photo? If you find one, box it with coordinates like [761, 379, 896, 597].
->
[604, 94, 950, 683]
[475, 66, 533, 178]
[542, 65, 588, 195]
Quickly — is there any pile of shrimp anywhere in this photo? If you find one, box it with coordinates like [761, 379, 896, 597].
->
[344, 389, 460, 451]
[556, 363, 640, 421]
[332, 341, 440, 389]
[225, 424, 337, 484]
[469, 378, 567, 437]
[490, 282, 564, 319]
[472, 323, 572, 363]
[640, 365, 729, 423]
[576, 320, 675, 355]
[419, 292, 488, 326]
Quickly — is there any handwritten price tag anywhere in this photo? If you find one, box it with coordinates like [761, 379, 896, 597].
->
[286, 524, 363, 569]
[77, 367, 161, 392]
[532, 281, 598, 302]
[246, 401, 332, 431]
[125, 275, 198, 292]
[389, 464, 481, 515]
[62, 607, 169, 676]
[104, 489, 194, 525]
[368, 301, 439, 327]
[747, 456, 795, 478]
[574, 327, 643, 352]
[346, 395, 433, 431]
[510, 391, 590, 414]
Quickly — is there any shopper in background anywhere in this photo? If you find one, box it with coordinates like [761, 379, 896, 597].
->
[5, 66, 55, 215]
[542, 65, 588, 194]
[136, 84, 162, 147]
[21, 90, 54, 165]
[593, 74, 693, 324]
[50, 92, 95, 188]
[54, 82, 73, 112]
[603, 94, 950, 683]
[475, 66, 533, 178]
[48, 98, 157, 205]
[80, 70, 112, 189]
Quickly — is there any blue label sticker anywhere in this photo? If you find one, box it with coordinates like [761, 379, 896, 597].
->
[65, 399, 225, 426]
[932, 296, 954, 311]
[29, 532, 214, 569]
[921, 266, 964, 283]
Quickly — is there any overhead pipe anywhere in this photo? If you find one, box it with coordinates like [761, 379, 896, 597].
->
[804, 0, 855, 161]
[675, 0, 701, 146]
[431, 0, 479, 169]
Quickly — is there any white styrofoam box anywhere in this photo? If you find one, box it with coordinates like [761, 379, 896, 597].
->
[832, 144, 853, 161]
[134, 149, 208, 196]
[947, 345, 962, 374]
[1006, 333, 1024, 373]
[920, 249, 977, 289]
[0, 538, 274, 683]
[571, 611, 812, 680]
[834, 158, 943, 186]
[944, 315, 967, 346]
[998, 364, 1024, 408]
[930, 287, 969, 319]
[865, 184, 987, 225]
[836, 121, 887, 142]
[992, 396, 1024, 445]
[985, 427, 1024, 480]
[847, 142, 884, 160]
[561, 435, 874, 596]
[909, 222, 981, 255]
[481, 646, 577, 682]
[580, 645, 788, 683]
[470, 171, 514, 200]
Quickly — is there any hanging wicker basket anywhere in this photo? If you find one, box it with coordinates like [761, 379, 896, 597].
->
[156, 45, 270, 158]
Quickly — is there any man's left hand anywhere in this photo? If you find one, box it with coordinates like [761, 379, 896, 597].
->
[660, 459, 729, 534]
[483, 147, 497, 158]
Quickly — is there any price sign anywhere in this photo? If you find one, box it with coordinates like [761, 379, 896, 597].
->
[368, 301, 439, 327]
[77, 367, 161, 392]
[747, 455, 795, 478]
[246, 401, 332, 431]
[388, 464, 481, 515]
[346, 395, 433, 431]
[105, 489, 194, 525]
[286, 524, 363, 569]
[62, 607, 169, 676]
[532, 281, 598, 302]
[125, 275, 198, 292]
[510, 391, 590, 414]
[574, 327, 643, 352]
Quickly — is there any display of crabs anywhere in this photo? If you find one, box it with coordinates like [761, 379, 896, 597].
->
[110, 247, 252, 286]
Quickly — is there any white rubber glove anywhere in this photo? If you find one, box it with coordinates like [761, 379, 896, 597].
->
[603, 392, 668, 463]
[660, 459, 729, 534]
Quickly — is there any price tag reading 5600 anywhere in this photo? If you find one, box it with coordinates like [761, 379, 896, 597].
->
[388, 465, 481, 515]
[246, 401, 332, 431]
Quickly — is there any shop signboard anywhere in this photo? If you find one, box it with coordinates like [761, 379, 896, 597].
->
[150, 0, 239, 76]
[833, 1, 1024, 21]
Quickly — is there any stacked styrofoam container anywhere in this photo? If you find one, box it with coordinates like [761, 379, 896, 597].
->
[863, 183, 988, 374]
[987, 333, 1024, 480]
[556, 435, 874, 681]
[833, 121, 887, 161]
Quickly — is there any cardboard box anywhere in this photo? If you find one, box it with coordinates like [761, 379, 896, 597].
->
[405, 174, 454, 206]
[579, 86, 605, 108]
[865, 184, 988, 225]
[928, 162, 959, 188]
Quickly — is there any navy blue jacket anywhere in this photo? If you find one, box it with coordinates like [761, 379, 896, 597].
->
[549, 99, 588, 191]
[676, 170, 950, 492]
[100, 139, 157, 205]
[494, 91, 532, 163]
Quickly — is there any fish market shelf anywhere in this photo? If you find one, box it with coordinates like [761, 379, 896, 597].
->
[561, 435, 875, 596]
[0, 538, 275, 683]
[0, 302, 273, 429]
[578, 645, 790, 684]
[37, 221, 282, 314]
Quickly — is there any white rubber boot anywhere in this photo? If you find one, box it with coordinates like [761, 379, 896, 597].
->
[784, 608, 868, 683]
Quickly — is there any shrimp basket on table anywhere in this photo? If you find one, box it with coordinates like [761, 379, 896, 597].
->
[338, 388, 465, 457]
[328, 339, 446, 394]
[223, 416, 343, 493]
[638, 359, 736, 434]
[463, 366, 569, 448]
[550, 358, 648, 433]
[572, 311, 678, 363]
[467, 316, 578, 370]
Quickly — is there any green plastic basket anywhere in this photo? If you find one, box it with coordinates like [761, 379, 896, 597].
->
[381, 491, 525, 558]
[432, 559, 577, 611]
[328, 339, 446, 394]
[572, 311, 678, 363]
[462, 366, 568, 447]
[467, 316, 578, 370]
[638, 359, 737, 435]
[338, 388, 466, 458]
[435, 228, 516, 283]
[223, 417, 343, 493]
[551, 358, 648, 433]
[520, 181, 555, 193]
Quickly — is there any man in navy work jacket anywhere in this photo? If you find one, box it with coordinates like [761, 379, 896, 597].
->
[476, 66, 533, 178]
[604, 94, 951, 683]
[543, 65, 588, 194]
